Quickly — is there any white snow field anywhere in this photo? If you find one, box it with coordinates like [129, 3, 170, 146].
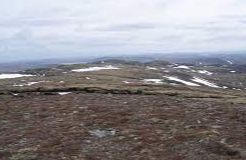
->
[164, 76, 200, 86]
[0, 74, 34, 79]
[72, 66, 120, 72]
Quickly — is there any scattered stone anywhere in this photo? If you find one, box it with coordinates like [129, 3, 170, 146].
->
[89, 129, 116, 138]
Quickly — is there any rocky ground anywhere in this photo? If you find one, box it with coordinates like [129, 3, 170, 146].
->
[0, 61, 246, 160]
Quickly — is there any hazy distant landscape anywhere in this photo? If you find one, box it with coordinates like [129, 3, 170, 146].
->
[1, 52, 246, 72]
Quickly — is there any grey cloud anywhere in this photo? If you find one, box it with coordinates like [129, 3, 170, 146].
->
[0, 18, 80, 28]
[158, 35, 184, 41]
[95, 23, 157, 32]
[205, 35, 246, 42]
[1, 0, 246, 62]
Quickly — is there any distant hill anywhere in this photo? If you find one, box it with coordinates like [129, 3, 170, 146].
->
[1, 52, 246, 72]
[91, 59, 143, 66]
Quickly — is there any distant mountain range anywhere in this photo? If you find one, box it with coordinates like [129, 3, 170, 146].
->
[0, 52, 246, 72]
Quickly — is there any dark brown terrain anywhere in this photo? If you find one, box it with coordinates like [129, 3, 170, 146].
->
[0, 61, 245, 160]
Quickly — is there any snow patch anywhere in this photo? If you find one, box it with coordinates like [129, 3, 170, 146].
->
[13, 81, 48, 87]
[13, 84, 24, 87]
[174, 65, 191, 69]
[72, 65, 119, 72]
[123, 81, 132, 84]
[197, 70, 213, 75]
[143, 79, 163, 84]
[191, 77, 220, 88]
[146, 66, 158, 70]
[226, 60, 233, 65]
[0, 74, 33, 79]
[164, 76, 200, 86]
[230, 71, 236, 73]
[58, 92, 71, 95]
[26, 82, 40, 86]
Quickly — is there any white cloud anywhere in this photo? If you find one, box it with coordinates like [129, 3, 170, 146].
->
[0, 0, 246, 61]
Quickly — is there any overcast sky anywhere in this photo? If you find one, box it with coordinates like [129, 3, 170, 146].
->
[0, 0, 246, 62]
